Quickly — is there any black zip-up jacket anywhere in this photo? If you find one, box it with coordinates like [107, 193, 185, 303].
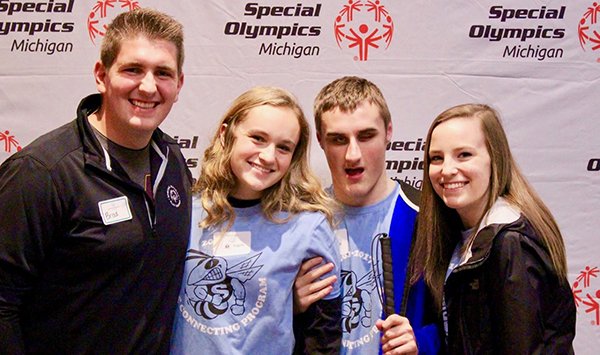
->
[0, 94, 192, 354]
[444, 199, 575, 354]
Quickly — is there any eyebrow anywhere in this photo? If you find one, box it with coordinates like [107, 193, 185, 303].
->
[249, 129, 297, 147]
[118, 61, 177, 72]
[325, 128, 379, 137]
[428, 146, 474, 153]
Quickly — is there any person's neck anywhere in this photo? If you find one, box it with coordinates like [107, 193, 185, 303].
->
[227, 195, 261, 208]
[88, 111, 152, 149]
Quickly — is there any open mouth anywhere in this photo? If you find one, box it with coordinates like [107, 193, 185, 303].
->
[250, 162, 273, 173]
[444, 182, 467, 189]
[345, 167, 364, 177]
[130, 99, 157, 109]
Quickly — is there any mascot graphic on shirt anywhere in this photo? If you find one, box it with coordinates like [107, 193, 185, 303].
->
[184, 250, 263, 319]
[341, 269, 376, 332]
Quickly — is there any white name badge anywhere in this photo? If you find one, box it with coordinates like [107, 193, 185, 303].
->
[98, 196, 133, 225]
[335, 228, 349, 255]
[213, 231, 251, 256]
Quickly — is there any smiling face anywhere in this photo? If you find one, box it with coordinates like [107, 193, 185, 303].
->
[226, 105, 300, 200]
[318, 100, 393, 206]
[428, 116, 492, 229]
[93, 35, 184, 149]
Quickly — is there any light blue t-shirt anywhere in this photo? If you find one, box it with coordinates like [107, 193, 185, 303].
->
[335, 184, 418, 354]
[171, 196, 341, 355]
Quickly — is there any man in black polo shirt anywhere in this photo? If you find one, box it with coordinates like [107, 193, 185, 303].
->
[0, 8, 191, 354]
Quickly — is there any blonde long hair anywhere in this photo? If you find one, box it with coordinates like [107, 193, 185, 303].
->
[196, 86, 336, 229]
[410, 103, 568, 310]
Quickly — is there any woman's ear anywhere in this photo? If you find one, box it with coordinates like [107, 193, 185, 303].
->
[219, 123, 228, 147]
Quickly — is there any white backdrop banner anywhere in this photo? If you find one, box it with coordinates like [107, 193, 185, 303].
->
[1, 0, 599, 351]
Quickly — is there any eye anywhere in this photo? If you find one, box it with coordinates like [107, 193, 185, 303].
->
[277, 144, 293, 153]
[357, 132, 376, 141]
[327, 136, 348, 145]
[250, 135, 265, 143]
[458, 151, 472, 159]
[157, 69, 174, 78]
[123, 67, 141, 74]
[429, 154, 442, 163]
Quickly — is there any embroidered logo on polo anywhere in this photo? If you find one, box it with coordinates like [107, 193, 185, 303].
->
[178, 250, 268, 334]
[167, 185, 181, 207]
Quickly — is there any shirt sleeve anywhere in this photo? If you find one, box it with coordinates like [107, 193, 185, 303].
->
[305, 217, 341, 300]
[293, 216, 342, 354]
[0, 156, 61, 353]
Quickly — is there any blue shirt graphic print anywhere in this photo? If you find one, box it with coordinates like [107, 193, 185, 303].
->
[171, 196, 341, 355]
[337, 184, 410, 354]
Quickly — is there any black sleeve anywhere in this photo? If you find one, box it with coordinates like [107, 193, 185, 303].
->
[0, 156, 60, 354]
[293, 296, 342, 355]
[0, 301, 25, 354]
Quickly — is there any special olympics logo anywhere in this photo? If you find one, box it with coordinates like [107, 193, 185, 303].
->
[87, 0, 141, 44]
[1, 130, 22, 154]
[578, 3, 600, 54]
[334, 0, 394, 61]
[572, 266, 600, 326]
[167, 185, 181, 208]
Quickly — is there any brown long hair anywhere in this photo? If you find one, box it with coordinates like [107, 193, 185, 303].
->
[196, 86, 336, 230]
[410, 103, 568, 311]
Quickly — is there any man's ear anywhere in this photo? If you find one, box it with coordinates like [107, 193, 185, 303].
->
[386, 120, 393, 143]
[93, 61, 107, 94]
[174, 72, 184, 102]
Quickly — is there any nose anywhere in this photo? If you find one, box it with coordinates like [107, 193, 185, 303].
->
[441, 158, 458, 176]
[139, 72, 157, 94]
[345, 138, 361, 163]
[259, 144, 276, 164]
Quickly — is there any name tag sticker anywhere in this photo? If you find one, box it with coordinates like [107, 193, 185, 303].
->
[335, 228, 349, 255]
[98, 196, 133, 225]
[213, 231, 251, 256]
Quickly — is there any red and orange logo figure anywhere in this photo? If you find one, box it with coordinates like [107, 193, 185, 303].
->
[1, 130, 22, 154]
[334, 0, 394, 61]
[572, 266, 600, 326]
[578, 2, 600, 54]
[87, 0, 141, 44]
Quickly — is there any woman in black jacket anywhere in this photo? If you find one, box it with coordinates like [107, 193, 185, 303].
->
[410, 103, 576, 354]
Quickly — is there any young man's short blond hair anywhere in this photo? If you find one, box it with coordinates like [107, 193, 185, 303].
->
[313, 76, 391, 134]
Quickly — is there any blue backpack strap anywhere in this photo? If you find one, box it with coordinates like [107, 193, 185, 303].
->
[388, 190, 418, 316]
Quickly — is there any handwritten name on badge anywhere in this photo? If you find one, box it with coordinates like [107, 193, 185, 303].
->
[98, 196, 133, 225]
[213, 231, 251, 256]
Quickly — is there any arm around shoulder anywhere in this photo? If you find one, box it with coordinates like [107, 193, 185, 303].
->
[293, 216, 343, 354]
